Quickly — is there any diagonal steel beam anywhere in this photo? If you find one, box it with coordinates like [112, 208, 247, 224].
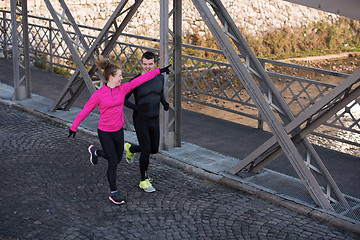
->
[46, 0, 143, 112]
[57, 0, 90, 52]
[44, 0, 96, 97]
[190, 0, 342, 210]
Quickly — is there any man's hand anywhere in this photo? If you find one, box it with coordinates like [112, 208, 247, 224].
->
[159, 64, 172, 74]
[68, 128, 76, 138]
[163, 101, 170, 111]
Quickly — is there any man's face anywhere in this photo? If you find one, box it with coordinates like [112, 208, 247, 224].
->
[141, 58, 156, 74]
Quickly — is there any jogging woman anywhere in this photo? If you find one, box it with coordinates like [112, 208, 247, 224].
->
[68, 55, 170, 204]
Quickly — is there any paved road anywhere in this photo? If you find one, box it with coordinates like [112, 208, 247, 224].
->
[1, 101, 359, 239]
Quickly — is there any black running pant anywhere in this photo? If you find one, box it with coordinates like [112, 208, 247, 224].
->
[97, 128, 124, 191]
[131, 114, 159, 181]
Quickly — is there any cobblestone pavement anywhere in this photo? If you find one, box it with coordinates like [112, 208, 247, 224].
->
[0, 103, 359, 240]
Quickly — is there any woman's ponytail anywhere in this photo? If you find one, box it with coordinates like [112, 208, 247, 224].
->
[95, 55, 120, 82]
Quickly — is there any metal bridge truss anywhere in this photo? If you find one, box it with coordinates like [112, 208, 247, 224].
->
[6, 0, 359, 210]
[189, 0, 356, 210]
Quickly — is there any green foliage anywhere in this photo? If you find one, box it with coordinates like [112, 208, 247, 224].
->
[183, 32, 225, 62]
[53, 66, 72, 76]
[34, 54, 49, 71]
[34, 54, 72, 76]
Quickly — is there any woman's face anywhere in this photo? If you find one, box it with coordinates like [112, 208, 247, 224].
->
[108, 69, 123, 87]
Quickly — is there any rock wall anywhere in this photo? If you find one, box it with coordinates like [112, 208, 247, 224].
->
[1, 0, 339, 38]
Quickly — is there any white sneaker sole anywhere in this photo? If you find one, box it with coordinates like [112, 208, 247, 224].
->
[88, 145, 95, 165]
[139, 185, 156, 193]
[109, 196, 125, 205]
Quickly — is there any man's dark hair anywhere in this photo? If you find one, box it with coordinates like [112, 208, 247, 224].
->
[141, 51, 157, 63]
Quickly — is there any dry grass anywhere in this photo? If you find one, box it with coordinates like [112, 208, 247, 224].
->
[183, 17, 360, 61]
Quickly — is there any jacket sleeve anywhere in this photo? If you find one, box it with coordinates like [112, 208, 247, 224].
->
[70, 92, 100, 132]
[122, 68, 161, 95]
[124, 74, 140, 110]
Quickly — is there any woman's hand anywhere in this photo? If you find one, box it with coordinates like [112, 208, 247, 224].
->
[68, 128, 76, 138]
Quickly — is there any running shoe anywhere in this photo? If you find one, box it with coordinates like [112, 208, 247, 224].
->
[109, 191, 125, 205]
[139, 179, 156, 192]
[124, 143, 135, 164]
[88, 145, 98, 165]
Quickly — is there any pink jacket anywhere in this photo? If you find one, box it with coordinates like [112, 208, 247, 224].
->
[70, 68, 161, 132]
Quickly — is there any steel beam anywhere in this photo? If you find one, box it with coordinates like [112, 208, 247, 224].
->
[159, 0, 181, 149]
[159, 0, 171, 149]
[173, 0, 182, 147]
[11, 0, 31, 100]
[283, 0, 360, 21]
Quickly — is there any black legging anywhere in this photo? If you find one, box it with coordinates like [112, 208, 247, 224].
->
[130, 113, 159, 181]
[97, 128, 124, 191]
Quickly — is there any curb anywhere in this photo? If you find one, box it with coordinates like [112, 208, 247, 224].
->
[1, 97, 359, 235]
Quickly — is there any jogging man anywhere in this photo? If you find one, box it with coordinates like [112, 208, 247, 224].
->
[124, 51, 170, 192]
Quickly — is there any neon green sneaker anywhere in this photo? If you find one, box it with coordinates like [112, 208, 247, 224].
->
[124, 143, 135, 164]
[139, 179, 156, 192]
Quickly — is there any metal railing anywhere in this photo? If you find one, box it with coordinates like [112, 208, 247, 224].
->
[1, 9, 359, 152]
